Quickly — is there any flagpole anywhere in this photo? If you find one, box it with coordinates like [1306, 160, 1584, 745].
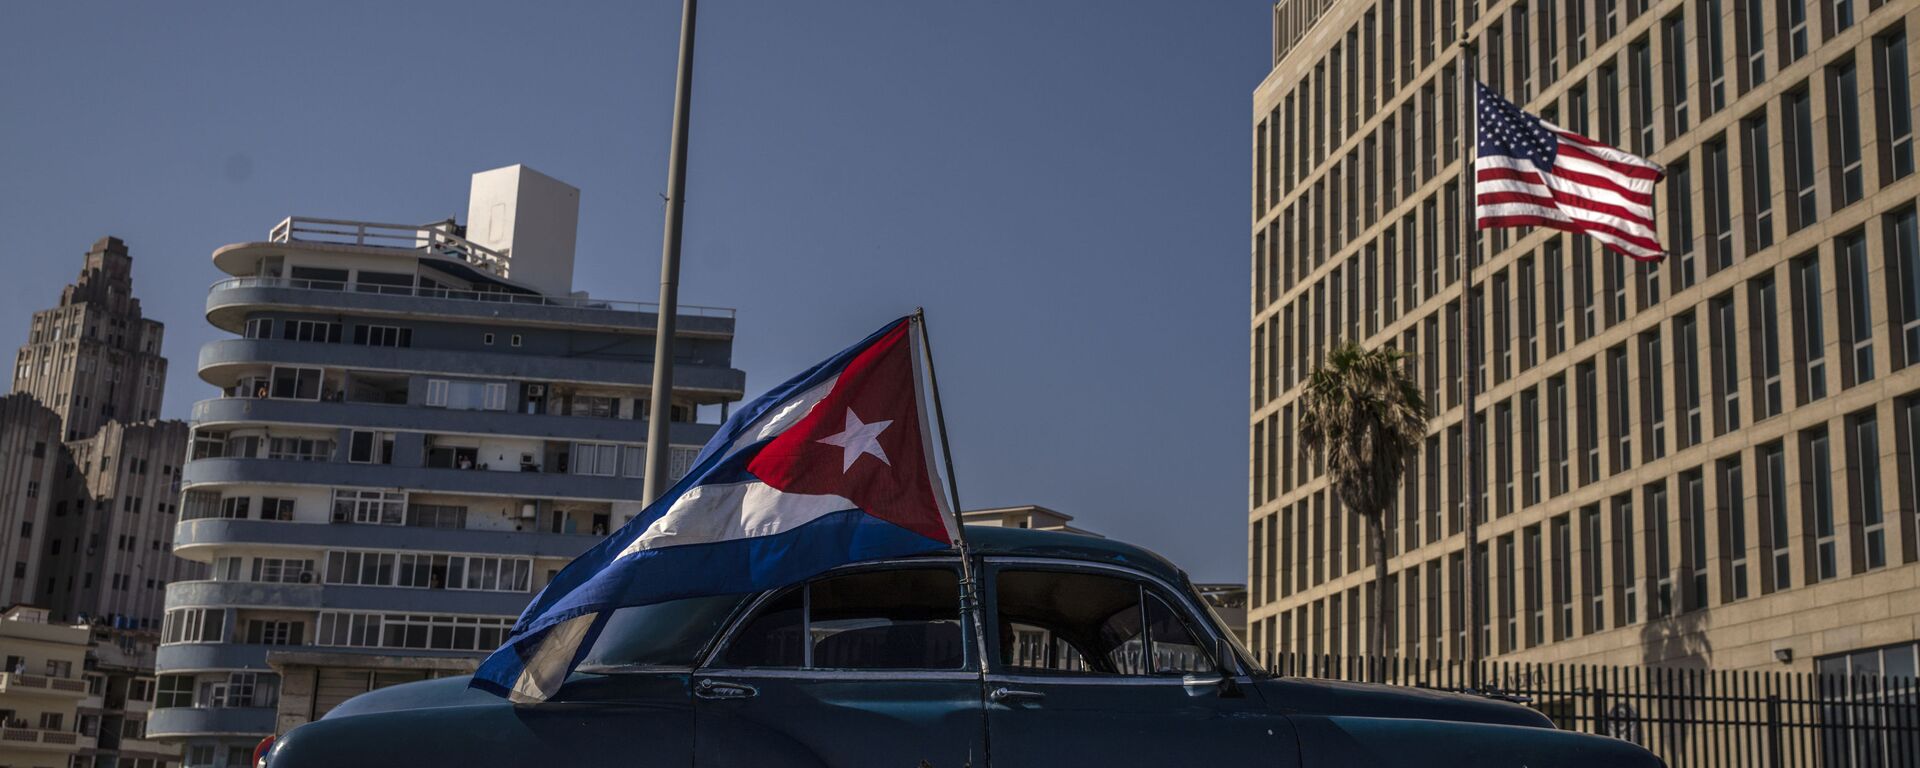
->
[1457, 32, 1483, 690]
[644, 0, 698, 504]
[911, 309, 992, 675]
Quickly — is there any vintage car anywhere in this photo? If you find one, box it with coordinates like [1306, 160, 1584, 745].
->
[265, 526, 1662, 766]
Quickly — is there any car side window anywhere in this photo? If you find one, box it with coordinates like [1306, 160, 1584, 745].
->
[716, 567, 965, 670]
[995, 569, 1216, 676]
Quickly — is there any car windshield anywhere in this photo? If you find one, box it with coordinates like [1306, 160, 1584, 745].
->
[576, 593, 750, 670]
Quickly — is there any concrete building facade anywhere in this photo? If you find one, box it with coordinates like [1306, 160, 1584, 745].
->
[150, 165, 745, 766]
[1249, 0, 1920, 678]
[7, 236, 201, 634]
[0, 606, 91, 768]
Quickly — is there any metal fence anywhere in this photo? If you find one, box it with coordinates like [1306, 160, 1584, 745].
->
[1269, 653, 1920, 768]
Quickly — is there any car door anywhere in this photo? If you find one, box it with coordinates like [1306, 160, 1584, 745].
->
[981, 559, 1300, 767]
[692, 560, 987, 768]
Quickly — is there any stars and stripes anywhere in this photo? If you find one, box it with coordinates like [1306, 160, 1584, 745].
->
[1475, 82, 1667, 261]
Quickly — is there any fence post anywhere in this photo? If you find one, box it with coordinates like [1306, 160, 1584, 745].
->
[1765, 693, 1783, 768]
[1594, 687, 1609, 737]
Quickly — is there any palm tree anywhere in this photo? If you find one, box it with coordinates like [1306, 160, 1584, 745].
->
[1297, 342, 1428, 664]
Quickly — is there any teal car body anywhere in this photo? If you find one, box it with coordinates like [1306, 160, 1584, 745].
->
[265, 527, 1663, 767]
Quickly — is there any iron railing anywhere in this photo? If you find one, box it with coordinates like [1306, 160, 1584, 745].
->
[1270, 652, 1920, 768]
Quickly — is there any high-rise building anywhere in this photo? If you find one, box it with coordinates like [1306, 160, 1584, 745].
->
[6, 236, 198, 631]
[150, 165, 745, 766]
[1249, 0, 1920, 676]
[13, 237, 169, 441]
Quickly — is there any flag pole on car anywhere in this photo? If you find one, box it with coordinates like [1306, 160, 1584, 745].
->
[908, 308, 990, 674]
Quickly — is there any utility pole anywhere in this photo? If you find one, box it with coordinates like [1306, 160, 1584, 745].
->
[645, 0, 698, 504]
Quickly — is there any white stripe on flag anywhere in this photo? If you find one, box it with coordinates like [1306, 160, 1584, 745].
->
[619, 480, 857, 558]
[742, 375, 839, 445]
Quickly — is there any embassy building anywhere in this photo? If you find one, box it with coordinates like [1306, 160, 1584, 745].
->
[150, 165, 745, 766]
[1248, 0, 1920, 677]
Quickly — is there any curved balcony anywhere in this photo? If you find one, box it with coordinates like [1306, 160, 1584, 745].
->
[146, 706, 276, 739]
[181, 456, 645, 502]
[164, 580, 535, 616]
[205, 274, 736, 338]
[174, 519, 599, 560]
[197, 338, 746, 398]
[158, 642, 484, 674]
[189, 396, 721, 447]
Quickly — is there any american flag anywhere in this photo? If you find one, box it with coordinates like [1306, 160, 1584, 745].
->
[1476, 82, 1667, 261]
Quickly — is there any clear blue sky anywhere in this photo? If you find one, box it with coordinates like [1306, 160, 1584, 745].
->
[0, 1, 1270, 582]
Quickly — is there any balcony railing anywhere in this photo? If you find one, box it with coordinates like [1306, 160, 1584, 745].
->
[0, 671, 88, 696]
[270, 216, 511, 278]
[210, 275, 734, 319]
[0, 725, 80, 749]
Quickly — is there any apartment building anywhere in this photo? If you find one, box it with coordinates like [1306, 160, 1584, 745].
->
[150, 165, 745, 767]
[0, 606, 91, 768]
[1249, 0, 1920, 679]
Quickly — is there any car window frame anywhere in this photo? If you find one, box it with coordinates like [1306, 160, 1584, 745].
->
[695, 557, 980, 677]
[981, 557, 1239, 681]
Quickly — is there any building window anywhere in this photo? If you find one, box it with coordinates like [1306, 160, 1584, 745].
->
[316, 611, 514, 652]
[260, 497, 295, 521]
[1522, 387, 1541, 506]
[1546, 239, 1567, 354]
[269, 366, 323, 400]
[1705, 137, 1735, 271]
[1839, 232, 1876, 385]
[1549, 374, 1570, 496]
[331, 489, 405, 525]
[160, 608, 225, 644]
[1499, 535, 1517, 653]
[1751, 274, 1783, 420]
[1668, 162, 1696, 289]
[156, 675, 193, 708]
[281, 319, 342, 343]
[1805, 427, 1837, 583]
[1701, 0, 1727, 113]
[1891, 208, 1920, 367]
[1614, 495, 1639, 626]
[1660, 15, 1691, 136]
[510, 334, 523, 347]
[1710, 294, 1741, 435]
[1518, 255, 1538, 370]
[1642, 331, 1667, 460]
[1741, 113, 1774, 252]
[354, 324, 412, 348]
[1782, 0, 1808, 62]
[483, 332, 495, 345]
[1877, 31, 1915, 181]
[1552, 514, 1573, 639]
[1577, 360, 1600, 485]
[1583, 505, 1605, 633]
[267, 436, 332, 462]
[1719, 455, 1749, 601]
[347, 430, 392, 464]
[1848, 410, 1886, 571]
[1784, 88, 1819, 231]
[1681, 469, 1708, 610]
[1757, 441, 1791, 592]
[1831, 60, 1865, 209]
[571, 442, 622, 477]
[1737, 0, 1766, 89]
[1648, 483, 1672, 619]
[1524, 524, 1544, 647]
[219, 497, 250, 520]
[243, 317, 274, 339]
[245, 620, 301, 645]
[1608, 346, 1632, 473]
[1793, 254, 1829, 403]
[1629, 38, 1654, 154]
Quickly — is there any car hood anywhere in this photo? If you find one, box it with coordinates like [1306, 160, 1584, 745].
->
[1255, 677, 1554, 729]
[323, 675, 503, 720]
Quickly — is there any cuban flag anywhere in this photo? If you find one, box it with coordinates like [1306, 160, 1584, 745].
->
[472, 315, 961, 701]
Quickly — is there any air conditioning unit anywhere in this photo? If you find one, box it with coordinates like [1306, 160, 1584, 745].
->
[519, 503, 537, 520]
[527, 384, 546, 397]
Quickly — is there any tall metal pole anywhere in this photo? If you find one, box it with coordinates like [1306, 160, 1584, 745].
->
[1457, 32, 1482, 689]
[644, 0, 698, 504]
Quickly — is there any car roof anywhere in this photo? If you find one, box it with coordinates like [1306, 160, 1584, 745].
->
[943, 525, 1192, 588]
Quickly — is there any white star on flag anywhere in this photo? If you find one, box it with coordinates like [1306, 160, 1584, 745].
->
[816, 409, 893, 472]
